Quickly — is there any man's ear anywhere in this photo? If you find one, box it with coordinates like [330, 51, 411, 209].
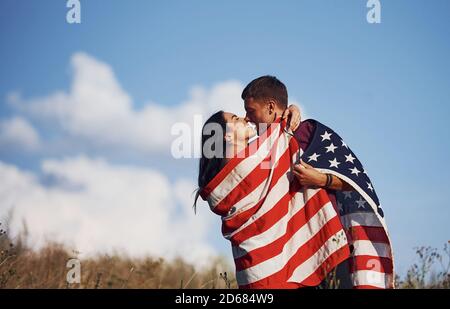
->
[267, 99, 276, 114]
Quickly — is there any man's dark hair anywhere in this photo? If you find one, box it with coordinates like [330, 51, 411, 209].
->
[241, 75, 288, 109]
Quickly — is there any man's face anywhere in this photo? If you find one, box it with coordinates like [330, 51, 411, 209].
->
[244, 97, 272, 130]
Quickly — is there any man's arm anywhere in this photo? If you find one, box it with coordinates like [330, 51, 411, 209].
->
[284, 106, 353, 191]
[293, 160, 354, 191]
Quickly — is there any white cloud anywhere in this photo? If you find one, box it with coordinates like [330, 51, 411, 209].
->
[9, 52, 246, 154]
[0, 52, 305, 270]
[0, 157, 217, 269]
[0, 116, 40, 151]
[9, 52, 304, 155]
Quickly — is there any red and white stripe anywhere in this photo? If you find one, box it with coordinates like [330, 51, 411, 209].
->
[341, 212, 394, 288]
[202, 120, 350, 289]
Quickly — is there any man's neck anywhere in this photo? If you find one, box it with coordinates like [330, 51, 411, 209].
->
[273, 108, 285, 120]
[258, 108, 284, 135]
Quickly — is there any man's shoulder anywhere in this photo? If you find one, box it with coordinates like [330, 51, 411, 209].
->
[293, 119, 317, 150]
[295, 119, 317, 134]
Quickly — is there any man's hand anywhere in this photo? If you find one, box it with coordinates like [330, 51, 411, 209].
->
[292, 160, 326, 188]
[282, 104, 301, 131]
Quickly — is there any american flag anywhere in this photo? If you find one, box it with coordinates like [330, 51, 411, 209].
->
[201, 118, 354, 288]
[300, 119, 394, 288]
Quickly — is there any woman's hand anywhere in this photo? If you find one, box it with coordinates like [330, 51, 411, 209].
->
[282, 104, 301, 131]
[293, 160, 326, 188]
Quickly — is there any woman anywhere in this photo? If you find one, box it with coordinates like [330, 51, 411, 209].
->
[195, 111, 257, 205]
[194, 108, 354, 289]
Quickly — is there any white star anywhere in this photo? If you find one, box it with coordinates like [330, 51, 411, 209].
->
[367, 182, 374, 191]
[363, 169, 368, 175]
[337, 201, 344, 213]
[345, 153, 356, 163]
[329, 158, 341, 168]
[343, 191, 352, 199]
[356, 197, 366, 209]
[341, 140, 348, 148]
[349, 167, 361, 176]
[308, 153, 321, 162]
[325, 143, 337, 153]
[321, 131, 332, 142]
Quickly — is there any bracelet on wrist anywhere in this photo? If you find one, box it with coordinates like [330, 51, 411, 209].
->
[324, 173, 332, 188]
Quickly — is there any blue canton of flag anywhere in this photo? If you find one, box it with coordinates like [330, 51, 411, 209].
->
[300, 121, 384, 218]
[298, 119, 394, 288]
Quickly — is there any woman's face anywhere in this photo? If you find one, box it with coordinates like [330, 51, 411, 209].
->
[222, 112, 257, 143]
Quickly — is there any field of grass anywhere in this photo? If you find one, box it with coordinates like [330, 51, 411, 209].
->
[0, 221, 448, 289]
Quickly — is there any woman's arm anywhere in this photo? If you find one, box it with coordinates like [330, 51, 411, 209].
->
[293, 160, 354, 191]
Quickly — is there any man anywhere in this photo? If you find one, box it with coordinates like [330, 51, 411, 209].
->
[241, 75, 394, 289]
[242, 75, 353, 192]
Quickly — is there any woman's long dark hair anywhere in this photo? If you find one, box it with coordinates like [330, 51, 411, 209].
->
[193, 111, 227, 212]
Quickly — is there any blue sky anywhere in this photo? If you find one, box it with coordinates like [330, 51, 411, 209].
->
[0, 0, 449, 277]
